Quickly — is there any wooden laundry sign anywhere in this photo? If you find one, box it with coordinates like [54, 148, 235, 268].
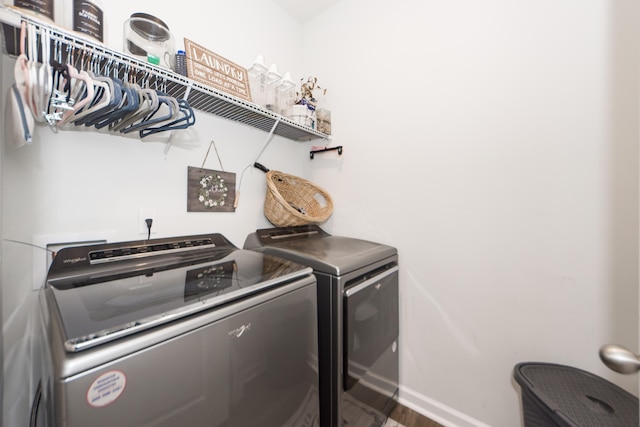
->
[184, 38, 252, 102]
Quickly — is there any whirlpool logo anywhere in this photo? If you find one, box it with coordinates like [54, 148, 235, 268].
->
[228, 323, 251, 338]
[63, 257, 87, 264]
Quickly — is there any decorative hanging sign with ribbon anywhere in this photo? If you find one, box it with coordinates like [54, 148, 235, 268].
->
[187, 140, 236, 212]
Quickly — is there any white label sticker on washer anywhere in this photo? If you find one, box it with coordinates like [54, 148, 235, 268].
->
[86, 370, 127, 407]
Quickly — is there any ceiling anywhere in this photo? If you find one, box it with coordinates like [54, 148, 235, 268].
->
[271, 0, 340, 23]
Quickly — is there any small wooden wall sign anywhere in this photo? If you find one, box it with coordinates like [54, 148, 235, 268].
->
[184, 38, 252, 102]
[187, 166, 236, 212]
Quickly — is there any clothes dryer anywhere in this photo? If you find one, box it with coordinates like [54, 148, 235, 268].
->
[244, 225, 399, 427]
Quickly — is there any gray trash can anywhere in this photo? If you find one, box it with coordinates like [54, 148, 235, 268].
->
[513, 362, 639, 427]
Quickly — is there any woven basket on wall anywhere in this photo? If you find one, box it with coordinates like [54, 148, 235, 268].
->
[263, 170, 333, 227]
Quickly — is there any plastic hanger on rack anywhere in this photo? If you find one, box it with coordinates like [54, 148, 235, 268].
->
[78, 72, 122, 127]
[6, 19, 196, 141]
[84, 59, 132, 128]
[37, 27, 53, 123]
[26, 23, 40, 119]
[45, 43, 95, 127]
[44, 60, 73, 125]
[25, 25, 54, 123]
[14, 21, 31, 107]
[93, 78, 140, 129]
[110, 87, 158, 133]
[57, 64, 95, 126]
[139, 98, 195, 138]
[123, 95, 176, 133]
[68, 70, 112, 124]
[121, 91, 177, 134]
[7, 20, 34, 146]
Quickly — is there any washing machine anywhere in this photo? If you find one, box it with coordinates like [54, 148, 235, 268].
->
[244, 224, 399, 427]
[32, 233, 320, 427]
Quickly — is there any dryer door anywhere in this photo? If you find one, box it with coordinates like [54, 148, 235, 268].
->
[343, 264, 399, 393]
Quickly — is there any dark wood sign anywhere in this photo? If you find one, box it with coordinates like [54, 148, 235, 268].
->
[184, 38, 252, 102]
[187, 166, 236, 212]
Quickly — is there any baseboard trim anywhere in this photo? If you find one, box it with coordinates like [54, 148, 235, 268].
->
[398, 386, 491, 427]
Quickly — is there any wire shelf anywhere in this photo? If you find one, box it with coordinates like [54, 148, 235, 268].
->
[0, 5, 329, 142]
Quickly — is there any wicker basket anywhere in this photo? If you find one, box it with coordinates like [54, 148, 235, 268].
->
[263, 170, 333, 227]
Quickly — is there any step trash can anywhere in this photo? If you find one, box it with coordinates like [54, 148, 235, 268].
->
[513, 362, 639, 427]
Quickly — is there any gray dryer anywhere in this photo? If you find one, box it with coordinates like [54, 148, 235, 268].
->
[245, 225, 399, 427]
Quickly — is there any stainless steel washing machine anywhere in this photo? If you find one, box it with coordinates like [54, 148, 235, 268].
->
[244, 225, 399, 427]
[32, 233, 320, 427]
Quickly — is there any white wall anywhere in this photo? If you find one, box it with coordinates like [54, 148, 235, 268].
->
[2, 1, 639, 427]
[301, 0, 639, 426]
[1, 2, 309, 425]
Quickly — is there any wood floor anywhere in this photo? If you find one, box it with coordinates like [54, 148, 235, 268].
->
[388, 402, 444, 427]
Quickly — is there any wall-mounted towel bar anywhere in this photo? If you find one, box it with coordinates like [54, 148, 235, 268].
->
[310, 145, 343, 159]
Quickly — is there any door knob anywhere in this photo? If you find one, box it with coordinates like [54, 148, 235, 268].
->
[599, 344, 640, 374]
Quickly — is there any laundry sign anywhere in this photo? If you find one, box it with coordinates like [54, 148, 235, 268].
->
[184, 38, 252, 102]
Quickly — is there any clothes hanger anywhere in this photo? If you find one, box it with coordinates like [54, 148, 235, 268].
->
[58, 64, 95, 126]
[74, 55, 122, 127]
[111, 87, 158, 133]
[26, 23, 40, 119]
[44, 60, 72, 126]
[26, 25, 54, 124]
[121, 91, 176, 134]
[14, 21, 32, 117]
[135, 78, 195, 136]
[14, 21, 33, 114]
[7, 20, 35, 146]
[68, 69, 112, 125]
[109, 66, 148, 132]
[108, 83, 143, 132]
[43, 41, 74, 126]
[37, 27, 53, 124]
[139, 98, 196, 138]
[117, 66, 145, 125]
[65, 52, 104, 124]
[93, 79, 139, 129]
[57, 47, 96, 126]
[121, 94, 175, 134]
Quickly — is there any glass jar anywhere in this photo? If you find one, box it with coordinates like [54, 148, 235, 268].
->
[316, 108, 331, 135]
[124, 13, 175, 69]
